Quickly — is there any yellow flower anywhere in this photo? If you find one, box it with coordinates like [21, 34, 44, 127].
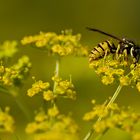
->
[96, 66, 110, 75]
[0, 41, 18, 58]
[93, 121, 106, 133]
[27, 80, 50, 97]
[48, 106, 59, 117]
[115, 69, 124, 75]
[107, 60, 119, 67]
[120, 76, 131, 86]
[35, 110, 47, 122]
[51, 44, 74, 56]
[52, 75, 62, 82]
[66, 89, 76, 100]
[25, 122, 38, 133]
[52, 75, 77, 100]
[101, 75, 114, 85]
[43, 90, 54, 101]
[38, 81, 50, 89]
[89, 60, 100, 69]
[0, 107, 15, 133]
[83, 111, 96, 121]
[55, 80, 71, 94]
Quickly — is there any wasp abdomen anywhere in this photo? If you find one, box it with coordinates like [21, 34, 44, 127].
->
[89, 41, 116, 62]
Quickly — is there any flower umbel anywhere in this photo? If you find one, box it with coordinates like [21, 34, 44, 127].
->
[26, 107, 79, 140]
[27, 75, 76, 101]
[83, 100, 140, 138]
[27, 80, 50, 97]
[0, 56, 31, 87]
[21, 30, 89, 57]
[52, 75, 76, 100]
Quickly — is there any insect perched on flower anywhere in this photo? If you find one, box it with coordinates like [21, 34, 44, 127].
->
[87, 27, 140, 64]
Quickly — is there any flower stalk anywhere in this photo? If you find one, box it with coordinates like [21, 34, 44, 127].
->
[52, 56, 60, 106]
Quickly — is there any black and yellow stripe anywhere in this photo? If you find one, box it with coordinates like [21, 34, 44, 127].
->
[89, 40, 116, 62]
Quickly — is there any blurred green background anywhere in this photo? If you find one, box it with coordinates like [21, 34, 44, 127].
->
[0, 0, 140, 139]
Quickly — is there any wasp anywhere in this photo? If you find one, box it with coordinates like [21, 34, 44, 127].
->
[87, 27, 140, 64]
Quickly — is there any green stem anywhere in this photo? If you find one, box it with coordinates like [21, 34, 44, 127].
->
[106, 85, 122, 107]
[53, 58, 60, 89]
[52, 57, 60, 106]
[83, 84, 123, 140]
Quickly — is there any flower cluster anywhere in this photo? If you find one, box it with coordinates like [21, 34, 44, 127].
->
[27, 75, 76, 100]
[89, 51, 140, 91]
[26, 106, 79, 140]
[27, 80, 50, 97]
[83, 100, 140, 139]
[0, 40, 18, 59]
[0, 56, 31, 87]
[21, 30, 89, 56]
[0, 107, 15, 133]
[51, 75, 76, 100]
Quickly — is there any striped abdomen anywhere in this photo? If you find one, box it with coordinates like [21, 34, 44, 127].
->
[89, 41, 116, 62]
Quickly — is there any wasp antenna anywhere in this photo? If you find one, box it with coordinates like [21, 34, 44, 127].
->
[86, 27, 124, 43]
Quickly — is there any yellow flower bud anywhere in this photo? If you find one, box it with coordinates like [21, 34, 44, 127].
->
[48, 106, 59, 117]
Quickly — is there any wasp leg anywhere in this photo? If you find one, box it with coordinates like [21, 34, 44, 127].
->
[116, 45, 120, 60]
[104, 50, 108, 59]
[123, 49, 128, 62]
